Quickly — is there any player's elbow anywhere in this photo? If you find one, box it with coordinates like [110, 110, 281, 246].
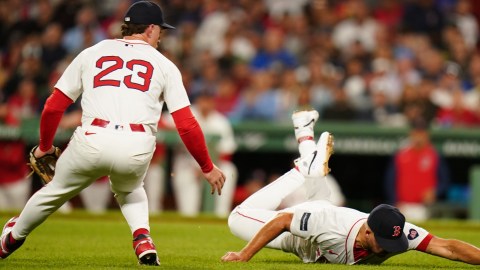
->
[274, 212, 293, 231]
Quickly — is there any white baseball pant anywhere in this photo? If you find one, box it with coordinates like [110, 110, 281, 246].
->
[227, 168, 329, 250]
[11, 124, 156, 239]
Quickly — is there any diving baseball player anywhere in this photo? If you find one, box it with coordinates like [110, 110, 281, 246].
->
[222, 110, 480, 265]
[0, 1, 226, 266]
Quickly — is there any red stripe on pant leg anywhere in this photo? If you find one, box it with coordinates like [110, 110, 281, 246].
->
[235, 210, 266, 224]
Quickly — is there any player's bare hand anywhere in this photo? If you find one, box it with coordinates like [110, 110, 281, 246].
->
[221, 251, 248, 262]
[203, 164, 226, 195]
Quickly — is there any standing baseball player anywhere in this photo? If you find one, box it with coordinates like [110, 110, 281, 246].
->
[0, 1, 226, 266]
[222, 110, 480, 265]
[170, 92, 238, 218]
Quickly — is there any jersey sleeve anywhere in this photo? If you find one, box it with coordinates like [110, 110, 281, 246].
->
[163, 62, 191, 113]
[403, 222, 433, 251]
[290, 208, 327, 239]
[54, 50, 86, 102]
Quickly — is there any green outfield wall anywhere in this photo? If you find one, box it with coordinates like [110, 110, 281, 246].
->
[3, 118, 480, 157]
[2, 119, 479, 218]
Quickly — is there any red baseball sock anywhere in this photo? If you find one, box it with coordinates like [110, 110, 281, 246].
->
[133, 228, 150, 238]
[298, 136, 314, 143]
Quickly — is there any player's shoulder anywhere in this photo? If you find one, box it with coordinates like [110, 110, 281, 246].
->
[153, 50, 177, 68]
[156, 53, 182, 77]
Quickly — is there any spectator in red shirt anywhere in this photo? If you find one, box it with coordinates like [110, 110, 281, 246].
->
[385, 118, 450, 221]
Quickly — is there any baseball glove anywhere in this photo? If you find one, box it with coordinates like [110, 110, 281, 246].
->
[27, 146, 62, 185]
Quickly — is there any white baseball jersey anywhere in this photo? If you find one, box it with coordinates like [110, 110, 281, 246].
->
[55, 39, 190, 131]
[286, 200, 432, 264]
[11, 38, 192, 240]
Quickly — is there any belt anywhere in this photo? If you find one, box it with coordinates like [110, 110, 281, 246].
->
[91, 118, 146, 132]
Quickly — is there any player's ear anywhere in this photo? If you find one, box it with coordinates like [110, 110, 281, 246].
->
[364, 223, 371, 235]
[145, 24, 155, 37]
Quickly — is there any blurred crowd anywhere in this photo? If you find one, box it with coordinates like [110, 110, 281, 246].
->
[0, 0, 480, 213]
[0, 0, 480, 129]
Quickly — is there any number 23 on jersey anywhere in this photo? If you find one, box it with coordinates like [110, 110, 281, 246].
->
[93, 55, 153, 92]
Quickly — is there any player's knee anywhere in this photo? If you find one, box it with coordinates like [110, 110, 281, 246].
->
[227, 207, 239, 231]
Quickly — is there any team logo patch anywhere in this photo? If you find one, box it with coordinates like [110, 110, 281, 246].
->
[300, 212, 311, 231]
[408, 229, 419, 240]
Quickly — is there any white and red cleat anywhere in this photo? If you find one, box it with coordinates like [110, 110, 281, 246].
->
[0, 216, 24, 259]
[133, 233, 160, 266]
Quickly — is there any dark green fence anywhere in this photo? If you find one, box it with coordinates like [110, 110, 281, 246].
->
[233, 121, 480, 158]
[5, 118, 480, 158]
[2, 118, 480, 217]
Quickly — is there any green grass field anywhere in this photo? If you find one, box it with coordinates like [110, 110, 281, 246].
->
[0, 211, 479, 270]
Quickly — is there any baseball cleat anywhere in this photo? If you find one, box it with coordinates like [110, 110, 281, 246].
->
[0, 216, 24, 259]
[296, 131, 334, 178]
[133, 234, 160, 266]
[292, 110, 319, 142]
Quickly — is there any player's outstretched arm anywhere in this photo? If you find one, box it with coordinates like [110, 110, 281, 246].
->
[38, 89, 73, 152]
[222, 212, 292, 262]
[425, 236, 480, 264]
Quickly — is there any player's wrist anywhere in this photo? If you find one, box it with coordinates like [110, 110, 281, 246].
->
[35, 146, 54, 157]
[201, 161, 214, 174]
[238, 249, 253, 261]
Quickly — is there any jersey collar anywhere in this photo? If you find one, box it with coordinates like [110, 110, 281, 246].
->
[116, 38, 150, 45]
[345, 218, 367, 264]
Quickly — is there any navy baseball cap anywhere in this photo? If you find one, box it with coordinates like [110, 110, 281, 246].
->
[367, 204, 408, 253]
[124, 1, 175, 29]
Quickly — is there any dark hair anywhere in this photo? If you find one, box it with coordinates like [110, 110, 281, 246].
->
[121, 23, 149, 37]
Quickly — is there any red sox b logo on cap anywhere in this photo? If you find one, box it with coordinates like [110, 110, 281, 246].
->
[367, 204, 408, 253]
[392, 225, 402, 237]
